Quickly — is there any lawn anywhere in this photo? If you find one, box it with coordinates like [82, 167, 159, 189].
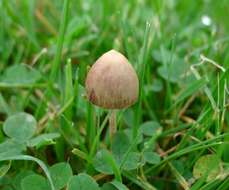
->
[0, 0, 229, 189]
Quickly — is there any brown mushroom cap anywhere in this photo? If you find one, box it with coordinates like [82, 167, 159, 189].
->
[85, 49, 139, 109]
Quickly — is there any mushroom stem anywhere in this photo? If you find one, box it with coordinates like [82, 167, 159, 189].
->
[109, 110, 117, 140]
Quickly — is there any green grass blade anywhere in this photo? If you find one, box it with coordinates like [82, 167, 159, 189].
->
[50, 0, 70, 81]
[133, 21, 151, 138]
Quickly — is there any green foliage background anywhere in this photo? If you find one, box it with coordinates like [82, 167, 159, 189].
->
[0, 0, 229, 189]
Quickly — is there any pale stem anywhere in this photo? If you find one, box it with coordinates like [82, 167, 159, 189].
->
[109, 110, 117, 140]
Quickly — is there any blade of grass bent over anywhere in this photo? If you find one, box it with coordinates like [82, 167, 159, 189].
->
[0, 155, 55, 190]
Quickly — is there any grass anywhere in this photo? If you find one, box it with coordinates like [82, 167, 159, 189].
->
[0, 0, 229, 189]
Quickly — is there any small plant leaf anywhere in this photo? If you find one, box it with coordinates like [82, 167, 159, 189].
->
[145, 79, 163, 94]
[116, 152, 142, 171]
[157, 64, 185, 83]
[50, 162, 73, 190]
[21, 174, 51, 190]
[140, 121, 162, 136]
[3, 112, 37, 142]
[0, 64, 41, 86]
[155, 48, 187, 83]
[111, 132, 142, 171]
[111, 180, 129, 190]
[123, 109, 134, 128]
[0, 93, 11, 115]
[101, 182, 129, 190]
[101, 183, 117, 190]
[143, 151, 161, 165]
[27, 133, 60, 148]
[0, 161, 11, 177]
[67, 174, 100, 190]
[193, 154, 222, 182]
[0, 139, 26, 155]
[93, 149, 123, 181]
[151, 79, 163, 92]
[12, 170, 35, 190]
[93, 149, 113, 174]
[111, 132, 130, 160]
[124, 129, 143, 144]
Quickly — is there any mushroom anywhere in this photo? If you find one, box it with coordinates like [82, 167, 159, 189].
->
[85, 49, 139, 138]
